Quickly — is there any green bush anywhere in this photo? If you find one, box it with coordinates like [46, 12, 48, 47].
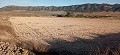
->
[75, 14, 85, 18]
[65, 12, 73, 17]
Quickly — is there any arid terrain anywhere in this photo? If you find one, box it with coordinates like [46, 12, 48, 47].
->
[0, 11, 120, 55]
[10, 17, 120, 40]
[9, 17, 120, 55]
[0, 1, 120, 55]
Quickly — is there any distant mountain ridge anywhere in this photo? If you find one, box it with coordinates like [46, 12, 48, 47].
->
[0, 4, 120, 12]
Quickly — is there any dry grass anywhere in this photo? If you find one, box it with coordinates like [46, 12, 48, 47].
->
[78, 12, 120, 19]
[0, 16, 17, 43]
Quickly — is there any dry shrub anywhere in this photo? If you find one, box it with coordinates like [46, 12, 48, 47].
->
[15, 39, 51, 53]
[0, 16, 17, 43]
[89, 44, 120, 55]
[0, 16, 16, 36]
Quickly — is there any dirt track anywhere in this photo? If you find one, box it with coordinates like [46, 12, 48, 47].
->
[9, 17, 120, 54]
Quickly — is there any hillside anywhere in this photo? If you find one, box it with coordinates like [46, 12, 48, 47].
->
[0, 4, 120, 12]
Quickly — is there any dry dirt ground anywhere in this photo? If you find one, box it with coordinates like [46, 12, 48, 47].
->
[0, 17, 30, 55]
[8, 17, 120, 55]
[10, 17, 120, 40]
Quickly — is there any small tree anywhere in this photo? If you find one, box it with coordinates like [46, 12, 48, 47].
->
[65, 12, 73, 17]
[75, 14, 85, 18]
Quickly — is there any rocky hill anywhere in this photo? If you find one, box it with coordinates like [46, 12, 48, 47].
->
[0, 4, 120, 12]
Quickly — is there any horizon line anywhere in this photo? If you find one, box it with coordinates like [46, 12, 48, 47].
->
[0, 3, 120, 8]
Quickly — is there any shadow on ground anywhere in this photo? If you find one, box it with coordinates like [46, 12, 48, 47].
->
[34, 32, 120, 55]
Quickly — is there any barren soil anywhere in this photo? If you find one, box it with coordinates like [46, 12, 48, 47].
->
[9, 17, 120, 55]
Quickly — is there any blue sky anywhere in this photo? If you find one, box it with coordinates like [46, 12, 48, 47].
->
[0, 0, 120, 7]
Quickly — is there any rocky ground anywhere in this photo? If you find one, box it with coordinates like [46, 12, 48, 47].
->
[0, 42, 29, 55]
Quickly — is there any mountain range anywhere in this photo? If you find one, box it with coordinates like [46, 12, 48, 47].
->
[0, 4, 120, 12]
